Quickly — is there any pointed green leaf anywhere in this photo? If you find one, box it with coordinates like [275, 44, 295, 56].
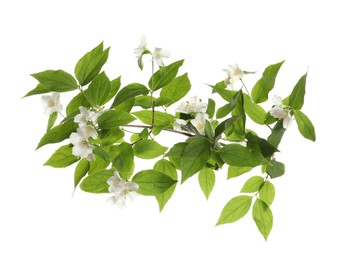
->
[181, 138, 211, 183]
[289, 73, 307, 110]
[227, 166, 253, 179]
[198, 168, 215, 200]
[251, 61, 285, 103]
[165, 142, 188, 169]
[74, 159, 90, 188]
[99, 128, 124, 147]
[66, 91, 90, 116]
[93, 145, 110, 162]
[154, 159, 178, 211]
[246, 132, 278, 158]
[132, 170, 177, 196]
[252, 199, 273, 240]
[88, 156, 110, 175]
[80, 170, 114, 193]
[267, 120, 286, 148]
[149, 60, 184, 91]
[110, 142, 134, 180]
[75, 42, 110, 86]
[44, 145, 78, 168]
[207, 98, 216, 118]
[37, 120, 77, 149]
[216, 195, 252, 225]
[214, 115, 240, 139]
[259, 181, 275, 206]
[294, 110, 316, 141]
[134, 96, 153, 109]
[240, 176, 264, 193]
[267, 160, 285, 178]
[86, 71, 111, 106]
[23, 84, 49, 98]
[31, 70, 78, 92]
[220, 144, 270, 167]
[47, 112, 58, 132]
[97, 110, 136, 129]
[133, 139, 168, 159]
[111, 83, 149, 108]
[159, 73, 191, 106]
[243, 94, 267, 124]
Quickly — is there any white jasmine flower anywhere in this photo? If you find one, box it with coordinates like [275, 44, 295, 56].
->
[134, 36, 148, 59]
[41, 92, 63, 115]
[90, 110, 104, 125]
[173, 119, 188, 131]
[176, 96, 208, 114]
[269, 95, 293, 129]
[74, 106, 93, 127]
[69, 131, 95, 159]
[77, 125, 98, 139]
[152, 47, 171, 67]
[191, 113, 210, 135]
[223, 64, 245, 89]
[107, 172, 139, 208]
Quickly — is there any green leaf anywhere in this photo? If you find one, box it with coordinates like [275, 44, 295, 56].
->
[110, 142, 134, 180]
[251, 61, 285, 103]
[109, 76, 121, 100]
[80, 170, 113, 193]
[243, 94, 267, 124]
[216, 195, 252, 225]
[267, 120, 286, 148]
[93, 145, 110, 162]
[97, 110, 136, 129]
[289, 73, 307, 110]
[149, 60, 184, 91]
[214, 115, 240, 139]
[259, 181, 275, 206]
[267, 160, 285, 178]
[220, 144, 270, 167]
[181, 138, 211, 183]
[293, 110, 316, 141]
[47, 112, 58, 132]
[66, 92, 90, 116]
[89, 156, 110, 175]
[210, 83, 235, 102]
[207, 98, 216, 118]
[23, 84, 49, 98]
[165, 142, 188, 169]
[252, 199, 273, 240]
[198, 168, 215, 200]
[240, 176, 264, 193]
[44, 145, 78, 168]
[111, 83, 149, 108]
[75, 42, 110, 86]
[31, 70, 78, 92]
[114, 98, 135, 113]
[246, 132, 278, 158]
[74, 159, 90, 188]
[159, 73, 191, 106]
[227, 166, 253, 179]
[37, 120, 77, 149]
[86, 71, 111, 106]
[133, 139, 168, 159]
[99, 128, 124, 147]
[154, 159, 178, 211]
[132, 170, 177, 196]
[204, 120, 214, 140]
[134, 96, 153, 109]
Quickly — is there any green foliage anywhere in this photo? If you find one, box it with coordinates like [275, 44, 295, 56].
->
[154, 159, 178, 211]
[74, 159, 90, 188]
[181, 138, 211, 183]
[216, 195, 252, 225]
[252, 199, 273, 240]
[75, 42, 110, 86]
[25, 41, 317, 239]
[98, 110, 136, 129]
[198, 168, 215, 200]
[294, 110, 316, 141]
[149, 60, 184, 91]
[44, 145, 79, 168]
[111, 83, 149, 108]
[251, 61, 284, 103]
[132, 170, 177, 196]
[31, 70, 78, 92]
[133, 139, 168, 159]
[80, 170, 114, 193]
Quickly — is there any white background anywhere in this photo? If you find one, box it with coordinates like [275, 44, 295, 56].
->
[1, 0, 336, 259]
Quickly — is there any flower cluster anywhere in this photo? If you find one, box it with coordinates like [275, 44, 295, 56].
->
[174, 96, 210, 135]
[134, 36, 170, 68]
[107, 172, 139, 208]
[269, 95, 293, 128]
[70, 106, 102, 161]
